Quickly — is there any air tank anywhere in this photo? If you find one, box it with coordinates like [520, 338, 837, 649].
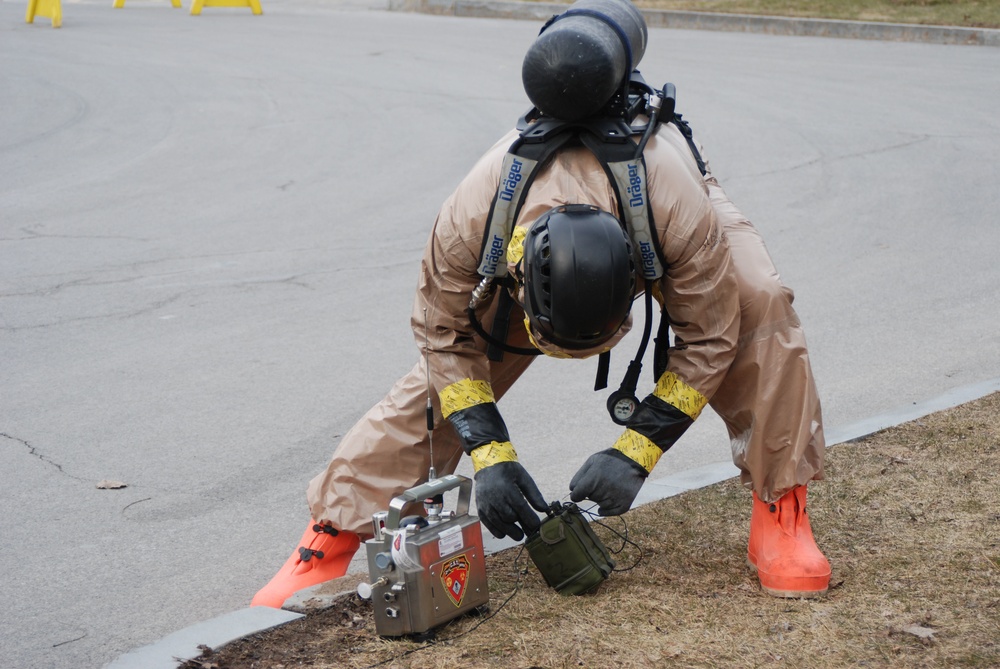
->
[521, 0, 648, 121]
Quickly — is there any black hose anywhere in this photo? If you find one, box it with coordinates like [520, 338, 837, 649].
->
[466, 307, 542, 357]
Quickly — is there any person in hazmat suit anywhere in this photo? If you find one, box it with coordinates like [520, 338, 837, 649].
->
[252, 0, 830, 608]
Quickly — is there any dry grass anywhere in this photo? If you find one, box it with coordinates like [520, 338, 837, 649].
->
[531, 0, 1000, 29]
[187, 392, 1000, 669]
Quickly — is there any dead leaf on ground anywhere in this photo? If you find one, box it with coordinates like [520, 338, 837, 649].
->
[96, 479, 127, 489]
[901, 624, 937, 641]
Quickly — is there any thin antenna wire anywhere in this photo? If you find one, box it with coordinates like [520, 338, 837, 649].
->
[423, 307, 436, 481]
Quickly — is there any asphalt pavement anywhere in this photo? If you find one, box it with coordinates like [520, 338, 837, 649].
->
[2, 1, 999, 667]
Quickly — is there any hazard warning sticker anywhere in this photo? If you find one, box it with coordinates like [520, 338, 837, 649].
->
[439, 554, 471, 607]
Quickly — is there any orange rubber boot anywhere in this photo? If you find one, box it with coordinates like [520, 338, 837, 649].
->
[251, 521, 361, 608]
[747, 486, 831, 598]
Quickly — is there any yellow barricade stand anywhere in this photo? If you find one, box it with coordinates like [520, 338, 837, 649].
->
[25, 0, 62, 27]
[112, 0, 183, 8]
[190, 0, 262, 15]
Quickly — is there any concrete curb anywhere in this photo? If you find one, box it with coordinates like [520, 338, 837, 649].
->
[104, 607, 304, 669]
[105, 377, 1000, 668]
[387, 0, 1000, 46]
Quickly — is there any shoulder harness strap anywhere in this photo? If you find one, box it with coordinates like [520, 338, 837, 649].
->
[476, 121, 575, 279]
[670, 112, 707, 177]
[477, 112, 666, 283]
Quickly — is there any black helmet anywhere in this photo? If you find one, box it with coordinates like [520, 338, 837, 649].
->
[522, 204, 636, 350]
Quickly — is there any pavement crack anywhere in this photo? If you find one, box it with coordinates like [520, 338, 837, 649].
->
[1, 276, 93, 298]
[2, 432, 89, 482]
[735, 134, 932, 180]
[122, 497, 153, 515]
[52, 632, 87, 648]
[1, 292, 188, 332]
[1, 226, 151, 243]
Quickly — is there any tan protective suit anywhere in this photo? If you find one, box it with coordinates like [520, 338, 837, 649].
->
[307, 122, 825, 536]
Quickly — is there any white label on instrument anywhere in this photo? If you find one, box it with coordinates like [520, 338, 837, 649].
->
[437, 524, 464, 557]
[390, 530, 419, 570]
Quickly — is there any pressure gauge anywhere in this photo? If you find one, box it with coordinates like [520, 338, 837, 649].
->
[607, 391, 639, 425]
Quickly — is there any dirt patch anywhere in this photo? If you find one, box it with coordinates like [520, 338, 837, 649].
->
[184, 392, 1000, 668]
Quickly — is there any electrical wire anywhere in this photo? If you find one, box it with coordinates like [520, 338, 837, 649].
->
[363, 508, 645, 667]
[583, 508, 645, 573]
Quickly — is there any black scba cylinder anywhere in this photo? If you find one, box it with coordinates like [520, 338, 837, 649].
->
[522, 0, 648, 122]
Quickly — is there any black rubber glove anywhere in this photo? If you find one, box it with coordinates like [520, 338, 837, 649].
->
[569, 448, 648, 516]
[474, 461, 549, 541]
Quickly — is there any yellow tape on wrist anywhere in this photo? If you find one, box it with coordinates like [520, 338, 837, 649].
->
[653, 371, 708, 420]
[470, 440, 518, 472]
[439, 378, 495, 418]
[613, 429, 664, 474]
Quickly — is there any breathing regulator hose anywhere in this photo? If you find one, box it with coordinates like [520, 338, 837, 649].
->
[467, 277, 542, 357]
[635, 83, 675, 160]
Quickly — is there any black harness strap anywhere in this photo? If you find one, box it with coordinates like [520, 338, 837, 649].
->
[487, 277, 518, 362]
[671, 113, 707, 177]
[652, 301, 671, 381]
[577, 129, 667, 282]
[595, 351, 611, 391]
